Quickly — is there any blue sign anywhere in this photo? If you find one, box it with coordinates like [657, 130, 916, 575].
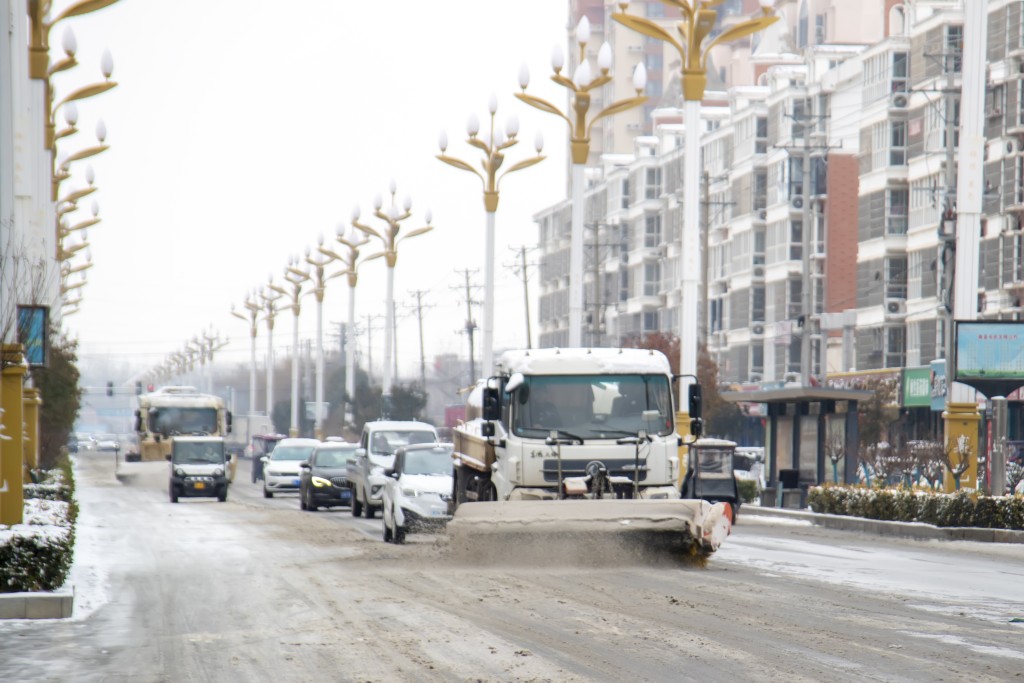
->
[930, 359, 946, 411]
[17, 305, 49, 367]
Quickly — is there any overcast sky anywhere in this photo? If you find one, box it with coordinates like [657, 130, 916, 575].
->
[57, 0, 580, 382]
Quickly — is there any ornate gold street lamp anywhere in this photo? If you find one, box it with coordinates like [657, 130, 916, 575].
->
[305, 238, 343, 439]
[612, 0, 777, 423]
[516, 15, 648, 345]
[320, 223, 372, 430]
[231, 293, 262, 425]
[352, 182, 433, 417]
[437, 95, 544, 376]
[269, 260, 311, 436]
[259, 282, 284, 419]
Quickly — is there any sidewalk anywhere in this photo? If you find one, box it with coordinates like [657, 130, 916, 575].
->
[740, 504, 1024, 544]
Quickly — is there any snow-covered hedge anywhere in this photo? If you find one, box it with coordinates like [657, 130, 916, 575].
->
[0, 466, 76, 593]
[807, 485, 1024, 530]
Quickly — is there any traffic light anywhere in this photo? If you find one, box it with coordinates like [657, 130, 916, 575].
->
[135, 381, 143, 395]
[688, 383, 703, 438]
[106, 381, 114, 397]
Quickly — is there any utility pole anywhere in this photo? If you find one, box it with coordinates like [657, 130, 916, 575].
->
[409, 289, 432, 388]
[453, 269, 480, 383]
[510, 246, 535, 349]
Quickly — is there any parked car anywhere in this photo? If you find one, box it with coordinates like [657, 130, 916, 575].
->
[382, 443, 454, 544]
[348, 420, 438, 519]
[299, 442, 358, 511]
[262, 437, 321, 498]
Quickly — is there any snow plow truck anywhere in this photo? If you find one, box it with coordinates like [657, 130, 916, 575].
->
[448, 347, 732, 561]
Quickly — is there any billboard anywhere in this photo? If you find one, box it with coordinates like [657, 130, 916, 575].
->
[954, 320, 1024, 397]
[16, 305, 49, 367]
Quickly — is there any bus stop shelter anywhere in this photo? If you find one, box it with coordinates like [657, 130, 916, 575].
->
[720, 386, 873, 507]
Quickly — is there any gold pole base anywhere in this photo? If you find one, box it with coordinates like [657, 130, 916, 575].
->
[483, 192, 499, 213]
[941, 402, 981, 492]
[683, 70, 708, 102]
[570, 140, 590, 165]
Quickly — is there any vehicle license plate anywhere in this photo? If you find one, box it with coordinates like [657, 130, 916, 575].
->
[431, 509, 444, 516]
[292, 478, 301, 486]
[194, 482, 206, 490]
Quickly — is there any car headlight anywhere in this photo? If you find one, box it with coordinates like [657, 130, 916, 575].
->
[401, 488, 420, 497]
[175, 467, 185, 477]
[371, 484, 383, 496]
[213, 468, 224, 477]
[311, 476, 332, 488]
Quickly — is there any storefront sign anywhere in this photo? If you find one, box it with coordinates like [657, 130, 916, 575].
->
[902, 367, 931, 407]
[930, 359, 946, 411]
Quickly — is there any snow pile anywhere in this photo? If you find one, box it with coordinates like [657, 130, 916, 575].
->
[807, 484, 1024, 530]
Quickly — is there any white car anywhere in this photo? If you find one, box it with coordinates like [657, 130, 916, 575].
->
[349, 420, 438, 519]
[262, 437, 321, 498]
[382, 443, 454, 544]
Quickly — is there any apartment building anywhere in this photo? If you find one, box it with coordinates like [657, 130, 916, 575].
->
[539, 0, 1024, 398]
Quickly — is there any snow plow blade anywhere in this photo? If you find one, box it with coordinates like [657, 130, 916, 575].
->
[446, 499, 731, 567]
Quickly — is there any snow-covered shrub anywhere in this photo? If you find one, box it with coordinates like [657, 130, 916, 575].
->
[0, 465, 77, 592]
[807, 486, 1024, 531]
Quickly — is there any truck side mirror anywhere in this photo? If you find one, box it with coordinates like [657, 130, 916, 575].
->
[226, 411, 233, 434]
[165, 454, 171, 462]
[133, 409, 142, 433]
[482, 386, 501, 421]
[481, 422, 495, 438]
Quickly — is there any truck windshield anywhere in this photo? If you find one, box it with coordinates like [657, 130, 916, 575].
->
[173, 441, 224, 464]
[511, 374, 673, 438]
[150, 407, 218, 436]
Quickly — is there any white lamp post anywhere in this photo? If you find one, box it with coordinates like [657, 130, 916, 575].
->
[231, 292, 261, 419]
[305, 238, 343, 439]
[269, 259, 311, 437]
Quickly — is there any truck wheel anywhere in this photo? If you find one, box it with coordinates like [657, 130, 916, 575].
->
[169, 487, 178, 504]
[351, 488, 363, 517]
[218, 488, 227, 503]
[393, 523, 406, 544]
[307, 491, 319, 512]
[300, 489, 308, 510]
[383, 516, 393, 543]
[365, 501, 376, 519]
[263, 487, 273, 499]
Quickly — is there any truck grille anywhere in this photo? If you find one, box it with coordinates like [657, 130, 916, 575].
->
[330, 477, 348, 487]
[541, 458, 648, 483]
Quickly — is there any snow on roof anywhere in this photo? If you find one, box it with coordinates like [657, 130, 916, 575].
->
[496, 347, 672, 376]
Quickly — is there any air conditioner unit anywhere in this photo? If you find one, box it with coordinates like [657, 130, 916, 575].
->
[756, 209, 767, 221]
[988, 107, 1003, 118]
[751, 323, 765, 336]
[891, 93, 909, 109]
[626, 123, 642, 131]
[753, 265, 766, 278]
[784, 372, 801, 383]
[791, 196, 805, 210]
[1007, 139, 1018, 156]
[885, 298, 907, 316]
[749, 372, 764, 383]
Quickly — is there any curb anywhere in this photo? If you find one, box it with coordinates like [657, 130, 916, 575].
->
[740, 505, 1024, 544]
[0, 590, 74, 620]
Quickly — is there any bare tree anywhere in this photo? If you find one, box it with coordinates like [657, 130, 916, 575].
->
[889, 438, 918, 489]
[824, 423, 845, 484]
[912, 440, 946, 490]
[1, 224, 59, 368]
[944, 434, 973, 490]
[1007, 461, 1024, 495]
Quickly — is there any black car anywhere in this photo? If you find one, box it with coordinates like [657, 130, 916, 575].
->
[299, 443, 358, 511]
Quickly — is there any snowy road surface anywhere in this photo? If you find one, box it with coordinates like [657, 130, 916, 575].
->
[1, 452, 1022, 682]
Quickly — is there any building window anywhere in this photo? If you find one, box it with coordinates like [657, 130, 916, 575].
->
[644, 213, 661, 248]
[644, 262, 660, 296]
[891, 52, 908, 93]
[788, 277, 803, 319]
[755, 116, 768, 154]
[792, 99, 807, 140]
[621, 178, 630, 209]
[620, 269, 630, 302]
[790, 220, 803, 261]
[890, 120, 907, 165]
[789, 157, 804, 198]
[643, 311, 659, 331]
[645, 167, 662, 199]
[754, 170, 768, 211]
[885, 325, 906, 368]
[754, 227, 766, 265]
[887, 188, 909, 235]
[946, 25, 963, 74]
[886, 256, 908, 299]
[751, 343, 764, 374]
[752, 286, 766, 322]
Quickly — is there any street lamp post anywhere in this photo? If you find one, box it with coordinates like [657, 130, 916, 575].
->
[612, 0, 777, 418]
[320, 222, 371, 434]
[269, 260, 310, 437]
[437, 95, 545, 377]
[231, 293, 261, 419]
[305, 238, 343, 440]
[352, 182, 433, 418]
[259, 282, 283, 424]
[517, 15, 648, 347]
